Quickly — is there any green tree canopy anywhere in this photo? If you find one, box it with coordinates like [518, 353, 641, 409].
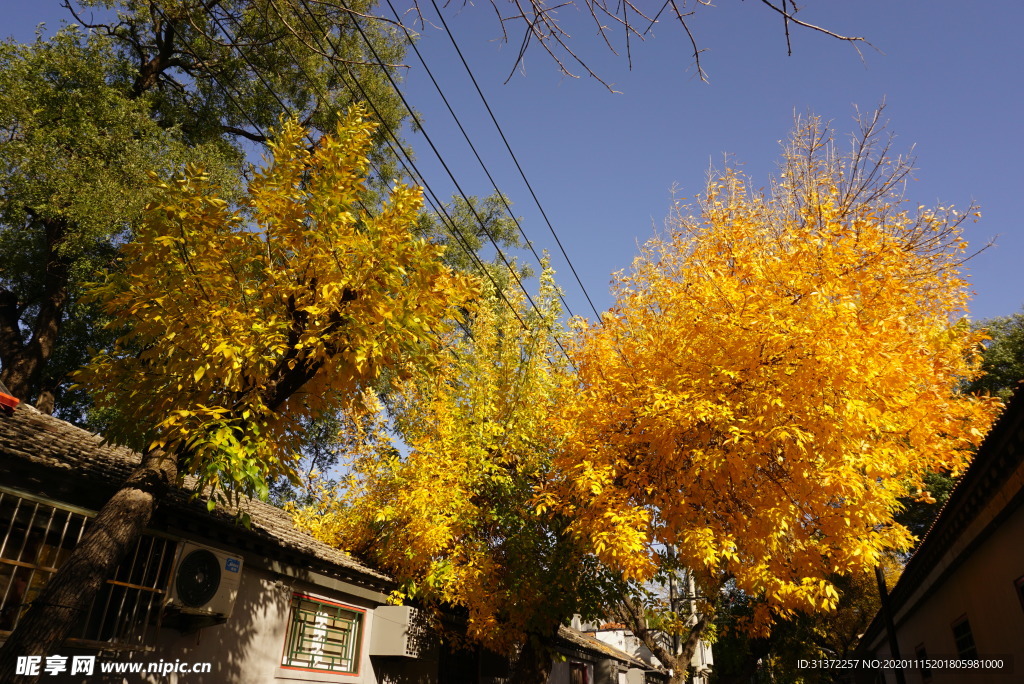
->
[0, 28, 236, 413]
[0, 0, 411, 416]
[966, 309, 1024, 400]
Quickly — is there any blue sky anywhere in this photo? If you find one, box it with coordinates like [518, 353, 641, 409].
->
[6, 0, 1023, 321]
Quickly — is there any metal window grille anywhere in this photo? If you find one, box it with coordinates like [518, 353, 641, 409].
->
[0, 488, 176, 651]
[282, 594, 362, 674]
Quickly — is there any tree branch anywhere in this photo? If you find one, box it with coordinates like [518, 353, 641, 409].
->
[220, 124, 269, 142]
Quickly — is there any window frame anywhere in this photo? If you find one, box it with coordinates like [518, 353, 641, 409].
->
[950, 614, 978, 659]
[281, 592, 365, 677]
[569, 660, 589, 684]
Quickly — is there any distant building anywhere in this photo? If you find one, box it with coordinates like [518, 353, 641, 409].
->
[573, 592, 714, 684]
[856, 388, 1024, 684]
[551, 625, 669, 684]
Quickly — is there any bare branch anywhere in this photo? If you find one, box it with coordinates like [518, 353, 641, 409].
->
[643, 1, 672, 36]
[669, 1, 707, 83]
[757, 0, 872, 48]
[442, 0, 876, 90]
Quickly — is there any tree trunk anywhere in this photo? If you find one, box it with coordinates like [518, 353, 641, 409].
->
[614, 594, 713, 684]
[0, 217, 71, 414]
[667, 664, 689, 684]
[0, 448, 177, 682]
[510, 635, 554, 684]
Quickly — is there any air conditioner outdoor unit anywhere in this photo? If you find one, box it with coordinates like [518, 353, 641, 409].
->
[370, 605, 437, 659]
[165, 542, 243, 618]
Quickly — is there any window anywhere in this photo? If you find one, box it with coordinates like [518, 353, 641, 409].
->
[569, 661, 589, 684]
[914, 644, 932, 682]
[951, 615, 977, 658]
[282, 594, 364, 675]
[0, 488, 176, 650]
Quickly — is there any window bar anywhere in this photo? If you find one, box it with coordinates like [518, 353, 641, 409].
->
[0, 500, 39, 613]
[130, 537, 160, 646]
[64, 509, 93, 640]
[0, 491, 177, 649]
[286, 602, 300, 665]
[122, 537, 158, 647]
[68, 507, 89, 633]
[71, 508, 88, 547]
[93, 563, 119, 642]
[54, 508, 74, 566]
[11, 501, 39, 564]
[119, 587, 147, 647]
[0, 491, 15, 558]
[105, 536, 145, 643]
[55, 507, 91, 643]
[76, 573, 103, 641]
[134, 587, 159, 648]
[19, 503, 59, 630]
[0, 491, 19, 614]
[146, 552, 169, 646]
[149, 538, 174, 638]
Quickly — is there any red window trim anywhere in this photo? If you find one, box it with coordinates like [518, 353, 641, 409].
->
[280, 592, 366, 678]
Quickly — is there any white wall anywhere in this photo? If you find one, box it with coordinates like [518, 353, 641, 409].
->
[121, 562, 384, 684]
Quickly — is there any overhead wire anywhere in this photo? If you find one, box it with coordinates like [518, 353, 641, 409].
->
[189, 0, 566, 362]
[291, 0, 579, 367]
[420, 0, 603, 321]
[172, 1, 489, 351]
[153, 0, 579, 370]
[302, 1, 545, 308]
[153, 4, 272, 143]
[382, 0, 580, 320]
[213, 1, 491, 345]
[408, 0, 641, 387]
[280, 1, 532, 332]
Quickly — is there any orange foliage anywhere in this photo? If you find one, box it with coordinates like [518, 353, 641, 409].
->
[543, 115, 1001, 629]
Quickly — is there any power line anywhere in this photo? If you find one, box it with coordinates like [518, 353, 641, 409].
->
[383, 0, 580, 320]
[193, 2, 493, 344]
[293, 0, 578, 367]
[153, 1, 576, 368]
[424, 0, 603, 321]
[152, 2, 496, 359]
[283, 1, 531, 329]
[317, 2, 546, 308]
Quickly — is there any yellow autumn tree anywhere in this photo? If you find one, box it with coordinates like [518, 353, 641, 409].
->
[293, 267, 610, 680]
[541, 113, 1001, 659]
[77, 106, 475, 501]
[2, 107, 476, 663]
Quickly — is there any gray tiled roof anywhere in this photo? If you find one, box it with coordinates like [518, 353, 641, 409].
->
[556, 625, 650, 668]
[0, 404, 388, 582]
